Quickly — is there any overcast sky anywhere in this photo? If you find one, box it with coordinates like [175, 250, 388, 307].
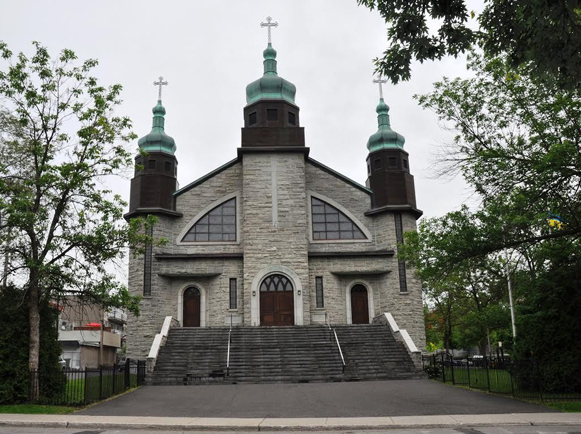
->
[1, 0, 480, 221]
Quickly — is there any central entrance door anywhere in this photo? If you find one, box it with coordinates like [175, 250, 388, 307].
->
[260, 274, 294, 326]
[351, 284, 369, 324]
[183, 287, 201, 327]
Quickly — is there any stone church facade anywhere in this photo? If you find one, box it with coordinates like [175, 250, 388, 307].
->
[125, 40, 425, 359]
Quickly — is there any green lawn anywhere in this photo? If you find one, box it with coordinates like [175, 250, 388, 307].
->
[0, 404, 76, 414]
[544, 401, 581, 412]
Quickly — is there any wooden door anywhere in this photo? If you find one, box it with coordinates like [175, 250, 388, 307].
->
[183, 287, 201, 327]
[260, 291, 294, 326]
[351, 285, 369, 324]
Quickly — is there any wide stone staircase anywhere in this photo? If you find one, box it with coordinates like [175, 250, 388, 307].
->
[148, 324, 421, 385]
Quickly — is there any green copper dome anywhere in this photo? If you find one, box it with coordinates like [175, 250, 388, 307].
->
[138, 100, 176, 154]
[366, 98, 405, 152]
[246, 43, 296, 105]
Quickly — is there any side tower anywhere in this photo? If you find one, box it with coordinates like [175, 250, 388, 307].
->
[127, 83, 178, 216]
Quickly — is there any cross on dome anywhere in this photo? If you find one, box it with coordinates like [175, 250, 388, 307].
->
[260, 16, 278, 44]
[373, 76, 388, 100]
[153, 76, 168, 101]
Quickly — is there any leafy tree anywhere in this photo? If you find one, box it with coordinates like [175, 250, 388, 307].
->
[0, 41, 153, 399]
[358, 0, 581, 89]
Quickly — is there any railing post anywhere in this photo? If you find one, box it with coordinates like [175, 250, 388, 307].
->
[485, 355, 491, 391]
[509, 362, 515, 397]
[112, 363, 117, 395]
[441, 353, 446, 382]
[537, 361, 544, 403]
[99, 365, 103, 400]
[124, 358, 130, 390]
[467, 357, 471, 388]
[83, 367, 88, 404]
[450, 355, 455, 385]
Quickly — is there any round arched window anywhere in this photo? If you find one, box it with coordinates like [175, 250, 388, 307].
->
[260, 274, 293, 292]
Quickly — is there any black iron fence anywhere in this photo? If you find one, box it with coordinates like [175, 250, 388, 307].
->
[423, 353, 581, 402]
[29, 359, 146, 406]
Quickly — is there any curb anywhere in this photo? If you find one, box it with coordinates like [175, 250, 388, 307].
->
[1, 413, 580, 431]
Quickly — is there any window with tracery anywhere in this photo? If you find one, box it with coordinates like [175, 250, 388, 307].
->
[182, 198, 236, 242]
[260, 274, 293, 292]
[311, 197, 366, 240]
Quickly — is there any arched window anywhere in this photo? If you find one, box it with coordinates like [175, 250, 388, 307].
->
[260, 274, 293, 292]
[182, 198, 236, 242]
[311, 197, 366, 240]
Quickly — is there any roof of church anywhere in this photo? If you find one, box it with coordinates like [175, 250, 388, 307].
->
[245, 43, 297, 105]
[173, 157, 372, 197]
[138, 100, 177, 154]
[366, 98, 405, 152]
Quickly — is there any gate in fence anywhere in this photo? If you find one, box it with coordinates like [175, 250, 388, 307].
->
[422, 353, 581, 402]
[29, 359, 146, 405]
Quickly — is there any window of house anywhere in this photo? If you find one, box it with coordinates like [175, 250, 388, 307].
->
[249, 111, 257, 125]
[311, 197, 367, 240]
[315, 276, 324, 308]
[164, 161, 171, 172]
[229, 278, 237, 309]
[148, 159, 156, 170]
[181, 198, 236, 242]
[266, 109, 278, 121]
[374, 159, 382, 170]
[403, 159, 408, 170]
[388, 157, 397, 168]
[288, 111, 296, 125]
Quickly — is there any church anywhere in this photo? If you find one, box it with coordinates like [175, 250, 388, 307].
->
[124, 21, 425, 361]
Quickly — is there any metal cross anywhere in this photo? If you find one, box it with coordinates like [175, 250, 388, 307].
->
[260, 16, 278, 44]
[153, 76, 168, 101]
[373, 76, 388, 99]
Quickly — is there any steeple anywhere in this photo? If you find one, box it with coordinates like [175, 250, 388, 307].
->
[241, 17, 305, 150]
[126, 77, 180, 219]
[365, 77, 420, 217]
[138, 77, 176, 154]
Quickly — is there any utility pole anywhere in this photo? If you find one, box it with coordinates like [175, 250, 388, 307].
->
[504, 249, 517, 341]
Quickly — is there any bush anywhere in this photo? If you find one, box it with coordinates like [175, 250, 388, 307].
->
[0, 286, 65, 404]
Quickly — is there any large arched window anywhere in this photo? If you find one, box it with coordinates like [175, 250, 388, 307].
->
[311, 197, 366, 240]
[260, 274, 293, 292]
[181, 198, 236, 242]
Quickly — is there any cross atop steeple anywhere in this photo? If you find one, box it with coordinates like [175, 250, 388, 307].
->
[373, 76, 388, 100]
[153, 76, 168, 101]
[260, 16, 278, 44]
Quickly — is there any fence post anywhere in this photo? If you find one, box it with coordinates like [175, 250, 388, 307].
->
[99, 365, 103, 400]
[441, 353, 446, 382]
[467, 358, 471, 388]
[536, 361, 543, 403]
[509, 362, 515, 397]
[112, 363, 117, 395]
[124, 358, 130, 390]
[485, 356, 491, 391]
[450, 355, 456, 385]
[83, 367, 88, 404]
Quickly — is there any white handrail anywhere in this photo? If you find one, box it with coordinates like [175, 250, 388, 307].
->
[226, 313, 232, 376]
[333, 329, 346, 372]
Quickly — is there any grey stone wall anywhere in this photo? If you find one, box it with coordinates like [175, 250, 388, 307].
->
[242, 153, 310, 325]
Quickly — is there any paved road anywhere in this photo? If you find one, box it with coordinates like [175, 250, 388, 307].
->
[79, 379, 552, 418]
[0, 425, 578, 434]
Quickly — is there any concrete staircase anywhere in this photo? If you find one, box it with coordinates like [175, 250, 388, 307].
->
[148, 324, 420, 385]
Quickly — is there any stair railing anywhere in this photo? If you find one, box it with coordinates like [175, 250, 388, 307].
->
[325, 312, 346, 373]
[226, 313, 232, 376]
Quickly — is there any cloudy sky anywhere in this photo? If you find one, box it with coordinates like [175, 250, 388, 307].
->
[1, 0, 479, 221]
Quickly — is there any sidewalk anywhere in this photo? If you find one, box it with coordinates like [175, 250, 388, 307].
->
[1, 412, 580, 431]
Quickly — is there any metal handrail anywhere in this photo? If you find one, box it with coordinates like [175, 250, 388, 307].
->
[325, 312, 345, 372]
[333, 329, 346, 373]
[226, 313, 232, 376]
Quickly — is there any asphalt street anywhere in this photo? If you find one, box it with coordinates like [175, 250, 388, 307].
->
[78, 379, 552, 418]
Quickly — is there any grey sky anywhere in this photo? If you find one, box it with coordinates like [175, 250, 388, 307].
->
[1, 0, 477, 221]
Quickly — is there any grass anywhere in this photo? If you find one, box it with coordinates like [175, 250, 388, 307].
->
[544, 401, 581, 412]
[0, 404, 76, 414]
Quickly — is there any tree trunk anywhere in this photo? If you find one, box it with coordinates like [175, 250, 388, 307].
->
[28, 277, 40, 401]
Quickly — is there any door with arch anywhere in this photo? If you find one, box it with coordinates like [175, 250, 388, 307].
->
[183, 287, 201, 327]
[351, 284, 369, 324]
[260, 274, 294, 326]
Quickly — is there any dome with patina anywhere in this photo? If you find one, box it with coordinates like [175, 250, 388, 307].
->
[366, 98, 405, 152]
[246, 43, 296, 105]
[138, 100, 176, 154]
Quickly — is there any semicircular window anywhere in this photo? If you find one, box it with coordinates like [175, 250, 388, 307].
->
[260, 274, 293, 292]
[182, 198, 236, 242]
[311, 197, 366, 240]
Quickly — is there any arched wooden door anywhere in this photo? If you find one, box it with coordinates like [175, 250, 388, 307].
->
[183, 287, 201, 327]
[351, 285, 369, 324]
[260, 274, 294, 326]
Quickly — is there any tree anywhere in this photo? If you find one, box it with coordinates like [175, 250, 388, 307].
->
[358, 0, 581, 89]
[0, 41, 152, 399]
